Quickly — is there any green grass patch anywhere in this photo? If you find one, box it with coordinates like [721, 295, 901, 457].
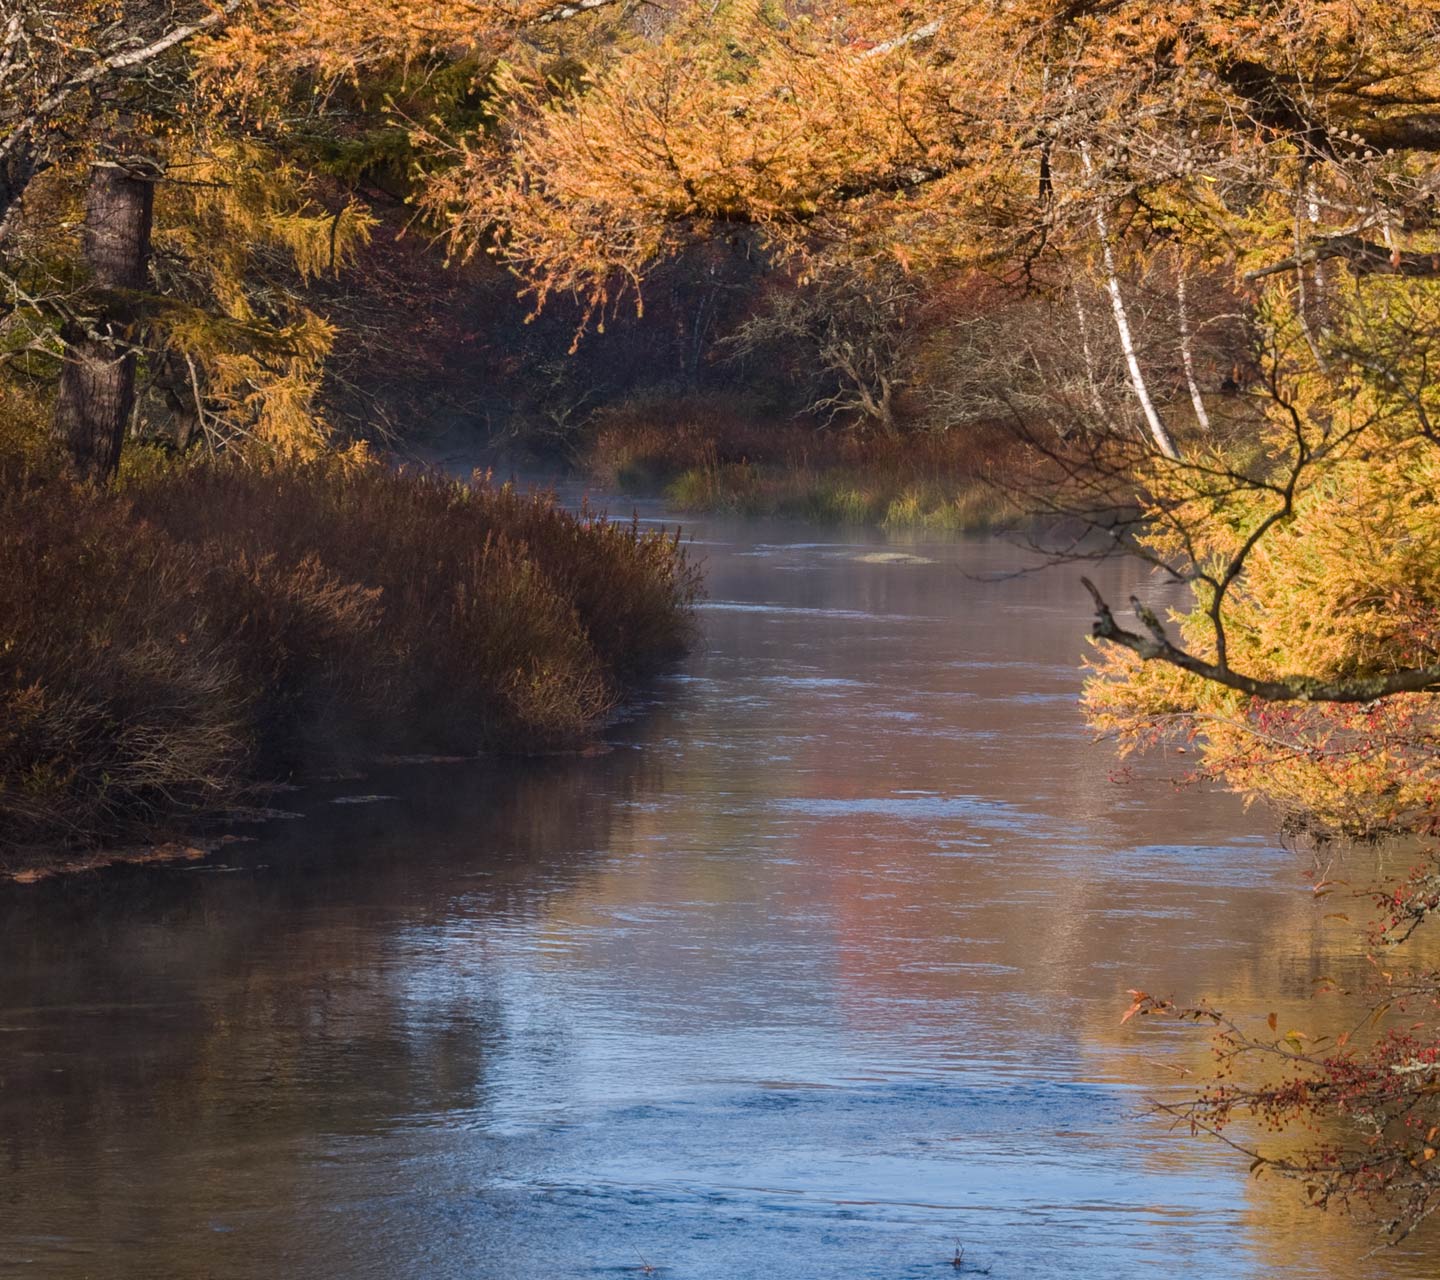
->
[662, 463, 1021, 531]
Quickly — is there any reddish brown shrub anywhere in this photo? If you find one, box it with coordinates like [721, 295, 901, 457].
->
[0, 448, 697, 864]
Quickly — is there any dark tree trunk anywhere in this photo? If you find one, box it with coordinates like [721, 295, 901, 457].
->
[0, 142, 38, 246]
[154, 347, 202, 450]
[54, 162, 155, 481]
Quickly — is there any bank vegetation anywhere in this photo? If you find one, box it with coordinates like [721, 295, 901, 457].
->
[0, 408, 696, 868]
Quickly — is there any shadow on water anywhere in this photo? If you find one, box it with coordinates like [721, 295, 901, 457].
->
[2, 507, 1437, 1279]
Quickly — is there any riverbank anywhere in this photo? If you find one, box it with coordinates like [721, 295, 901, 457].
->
[580, 405, 1032, 531]
[0, 430, 698, 873]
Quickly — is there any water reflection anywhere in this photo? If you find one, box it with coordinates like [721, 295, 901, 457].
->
[1, 514, 1434, 1278]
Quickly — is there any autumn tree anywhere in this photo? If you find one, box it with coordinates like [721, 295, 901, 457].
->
[0, 0, 376, 474]
[0, 0, 646, 477]
[0, 0, 251, 477]
[428, 0, 1440, 461]
[724, 264, 920, 435]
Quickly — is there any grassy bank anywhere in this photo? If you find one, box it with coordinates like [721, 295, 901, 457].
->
[582, 403, 1028, 531]
[0, 430, 698, 868]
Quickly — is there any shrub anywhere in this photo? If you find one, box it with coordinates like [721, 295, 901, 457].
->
[126, 460, 699, 706]
[584, 395, 794, 491]
[0, 441, 697, 863]
[0, 479, 249, 850]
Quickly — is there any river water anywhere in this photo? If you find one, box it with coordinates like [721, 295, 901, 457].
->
[2, 501, 1436, 1278]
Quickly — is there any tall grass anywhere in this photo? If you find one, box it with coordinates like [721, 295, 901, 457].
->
[583, 398, 1028, 531]
[0, 437, 698, 863]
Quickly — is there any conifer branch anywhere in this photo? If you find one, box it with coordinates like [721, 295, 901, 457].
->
[1083, 579, 1440, 704]
[0, 1, 244, 167]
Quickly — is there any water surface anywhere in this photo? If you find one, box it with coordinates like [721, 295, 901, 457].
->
[2, 507, 1432, 1278]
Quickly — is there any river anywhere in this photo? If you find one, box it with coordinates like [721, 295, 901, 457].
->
[2, 498, 1435, 1278]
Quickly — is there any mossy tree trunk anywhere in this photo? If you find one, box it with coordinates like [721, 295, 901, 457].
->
[54, 161, 156, 481]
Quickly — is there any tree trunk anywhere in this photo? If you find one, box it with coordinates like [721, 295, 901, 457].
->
[1291, 167, 1327, 371]
[0, 141, 37, 247]
[1070, 281, 1109, 426]
[873, 376, 900, 438]
[1306, 177, 1325, 305]
[1080, 145, 1180, 460]
[1175, 270, 1212, 432]
[54, 161, 155, 481]
[155, 348, 203, 450]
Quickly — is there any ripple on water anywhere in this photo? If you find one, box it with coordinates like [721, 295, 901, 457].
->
[769, 793, 1047, 834]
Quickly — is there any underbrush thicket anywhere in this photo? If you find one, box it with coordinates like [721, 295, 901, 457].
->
[0, 429, 697, 863]
[583, 398, 1028, 531]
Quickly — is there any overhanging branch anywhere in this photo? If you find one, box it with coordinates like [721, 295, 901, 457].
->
[1082, 578, 1440, 703]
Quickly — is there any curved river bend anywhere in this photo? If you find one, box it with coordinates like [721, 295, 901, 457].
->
[2, 503, 1434, 1278]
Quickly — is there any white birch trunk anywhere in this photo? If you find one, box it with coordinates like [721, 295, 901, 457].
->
[1175, 270, 1211, 433]
[1293, 171, 1327, 369]
[1081, 144, 1180, 459]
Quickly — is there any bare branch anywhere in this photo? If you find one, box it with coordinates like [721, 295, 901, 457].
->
[1247, 234, 1440, 282]
[0, 0, 244, 167]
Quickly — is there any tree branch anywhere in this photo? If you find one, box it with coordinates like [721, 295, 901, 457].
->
[859, 19, 942, 60]
[1082, 578, 1440, 703]
[1246, 234, 1440, 282]
[529, 0, 622, 25]
[0, 0, 244, 166]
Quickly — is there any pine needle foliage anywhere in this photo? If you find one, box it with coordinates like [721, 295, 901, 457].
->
[1085, 284, 1440, 834]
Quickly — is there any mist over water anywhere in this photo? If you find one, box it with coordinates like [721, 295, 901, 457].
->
[2, 501, 1434, 1278]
